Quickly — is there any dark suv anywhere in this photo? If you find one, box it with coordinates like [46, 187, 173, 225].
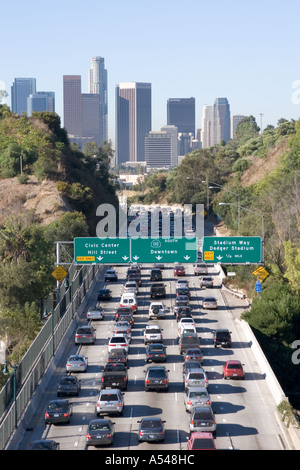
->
[150, 283, 166, 298]
[179, 332, 200, 355]
[150, 269, 162, 281]
[213, 329, 232, 348]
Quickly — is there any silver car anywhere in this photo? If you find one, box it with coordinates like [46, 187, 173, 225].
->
[184, 387, 211, 412]
[75, 325, 96, 344]
[144, 325, 163, 344]
[189, 405, 216, 435]
[114, 324, 132, 342]
[202, 297, 217, 309]
[66, 354, 88, 373]
[184, 368, 208, 389]
[95, 389, 124, 416]
[87, 306, 104, 321]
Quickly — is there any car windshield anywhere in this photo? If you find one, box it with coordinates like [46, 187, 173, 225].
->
[148, 369, 166, 377]
[146, 328, 160, 334]
[111, 337, 126, 343]
[48, 401, 67, 410]
[90, 422, 111, 431]
[77, 328, 92, 334]
[100, 394, 119, 401]
[105, 364, 125, 371]
[227, 363, 242, 369]
[69, 356, 84, 361]
[204, 297, 216, 302]
[189, 391, 208, 398]
[60, 378, 76, 384]
[194, 410, 213, 420]
[191, 438, 215, 450]
[142, 420, 162, 429]
[149, 345, 164, 351]
[189, 373, 205, 379]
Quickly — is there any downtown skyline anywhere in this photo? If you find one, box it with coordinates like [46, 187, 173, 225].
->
[1, 0, 300, 144]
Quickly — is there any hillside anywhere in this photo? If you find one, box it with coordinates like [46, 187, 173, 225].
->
[0, 175, 70, 226]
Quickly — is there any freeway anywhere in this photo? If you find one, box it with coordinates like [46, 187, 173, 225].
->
[14, 262, 287, 451]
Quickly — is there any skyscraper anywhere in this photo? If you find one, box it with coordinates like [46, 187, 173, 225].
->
[201, 105, 214, 148]
[11, 78, 36, 115]
[145, 131, 172, 168]
[88, 57, 108, 145]
[231, 114, 245, 139]
[63, 75, 83, 139]
[82, 93, 100, 145]
[27, 92, 55, 117]
[115, 82, 151, 165]
[167, 98, 195, 136]
[214, 98, 231, 144]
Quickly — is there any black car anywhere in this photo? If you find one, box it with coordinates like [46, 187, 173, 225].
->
[98, 288, 112, 301]
[179, 332, 200, 355]
[45, 399, 73, 424]
[144, 366, 170, 391]
[176, 287, 191, 299]
[175, 306, 193, 322]
[114, 307, 132, 321]
[107, 348, 128, 365]
[137, 417, 166, 442]
[150, 283, 166, 298]
[213, 328, 232, 348]
[150, 268, 162, 281]
[57, 376, 81, 397]
[31, 439, 60, 450]
[146, 343, 167, 362]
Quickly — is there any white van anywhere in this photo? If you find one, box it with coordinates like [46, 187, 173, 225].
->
[120, 293, 138, 313]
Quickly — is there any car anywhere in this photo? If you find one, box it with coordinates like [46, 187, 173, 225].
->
[105, 269, 118, 282]
[176, 287, 191, 299]
[175, 306, 193, 321]
[213, 328, 232, 348]
[202, 297, 217, 309]
[108, 335, 129, 353]
[137, 417, 166, 442]
[178, 317, 196, 328]
[174, 265, 185, 276]
[101, 363, 128, 390]
[123, 281, 139, 295]
[149, 302, 165, 319]
[31, 439, 60, 450]
[114, 324, 132, 342]
[107, 348, 128, 365]
[200, 276, 214, 288]
[119, 314, 135, 328]
[189, 405, 216, 435]
[146, 343, 167, 362]
[185, 348, 204, 364]
[114, 307, 132, 321]
[184, 368, 208, 389]
[75, 325, 96, 344]
[187, 432, 216, 450]
[176, 278, 189, 288]
[179, 332, 200, 355]
[194, 264, 208, 275]
[144, 366, 170, 391]
[98, 288, 112, 301]
[57, 376, 81, 397]
[86, 418, 115, 446]
[95, 388, 124, 416]
[178, 323, 197, 338]
[119, 293, 138, 313]
[183, 360, 203, 380]
[150, 283, 166, 298]
[66, 354, 88, 373]
[184, 387, 211, 412]
[144, 325, 163, 344]
[150, 268, 162, 281]
[86, 305, 104, 321]
[45, 399, 73, 425]
[175, 295, 190, 305]
[223, 360, 245, 379]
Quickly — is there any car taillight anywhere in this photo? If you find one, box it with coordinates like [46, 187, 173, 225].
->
[86, 433, 91, 440]
[145, 380, 150, 384]
[187, 400, 192, 405]
[64, 412, 69, 417]
[118, 402, 122, 407]
[101, 377, 104, 382]
[45, 412, 50, 418]
[163, 379, 168, 383]
[206, 400, 210, 405]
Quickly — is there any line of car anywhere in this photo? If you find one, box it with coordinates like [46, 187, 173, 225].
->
[36, 260, 245, 450]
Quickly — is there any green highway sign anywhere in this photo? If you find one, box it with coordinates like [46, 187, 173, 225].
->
[74, 237, 130, 264]
[74, 237, 197, 264]
[202, 236, 262, 264]
[131, 237, 197, 264]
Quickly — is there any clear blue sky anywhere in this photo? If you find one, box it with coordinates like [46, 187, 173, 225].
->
[1, 0, 300, 143]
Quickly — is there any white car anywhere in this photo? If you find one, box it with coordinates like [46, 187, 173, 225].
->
[178, 317, 196, 328]
[108, 334, 129, 353]
[176, 279, 189, 289]
[178, 323, 197, 338]
[86, 305, 104, 321]
[149, 302, 165, 319]
[144, 325, 163, 344]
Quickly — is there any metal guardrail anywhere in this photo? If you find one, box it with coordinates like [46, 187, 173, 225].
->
[0, 263, 100, 450]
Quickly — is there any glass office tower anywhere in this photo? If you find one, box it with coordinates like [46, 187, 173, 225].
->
[11, 78, 36, 115]
[88, 57, 108, 145]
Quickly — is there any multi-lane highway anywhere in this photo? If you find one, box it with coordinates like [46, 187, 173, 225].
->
[14, 261, 288, 451]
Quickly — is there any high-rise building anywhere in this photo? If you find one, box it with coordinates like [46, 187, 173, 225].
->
[88, 57, 108, 145]
[82, 93, 100, 146]
[115, 82, 151, 165]
[214, 97, 231, 144]
[27, 92, 55, 117]
[167, 98, 195, 137]
[11, 78, 36, 115]
[63, 75, 83, 140]
[160, 125, 178, 167]
[201, 105, 215, 148]
[145, 131, 172, 168]
[231, 114, 245, 139]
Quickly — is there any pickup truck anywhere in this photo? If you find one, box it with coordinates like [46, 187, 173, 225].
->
[101, 363, 128, 390]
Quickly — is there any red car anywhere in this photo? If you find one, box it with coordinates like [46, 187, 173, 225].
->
[174, 265, 185, 276]
[187, 432, 216, 450]
[223, 360, 245, 379]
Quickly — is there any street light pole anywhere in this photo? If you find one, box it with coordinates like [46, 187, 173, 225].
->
[219, 202, 264, 263]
